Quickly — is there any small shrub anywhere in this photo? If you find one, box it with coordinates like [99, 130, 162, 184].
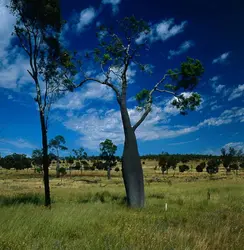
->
[206, 159, 219, 175]
[240, 162, 244, 169]
[84, 164, 91, 171]
[230, 164, 239, 171]
[74, 161, 81, 170]
[196, 162, 205, 172]
[114, 167, 120, 172]
[34, 167, 42, 173]
[59, 167, 67, 176]
[179, 165, 190, 172]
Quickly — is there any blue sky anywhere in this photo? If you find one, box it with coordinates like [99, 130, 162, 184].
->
[0, 0, 244, 157]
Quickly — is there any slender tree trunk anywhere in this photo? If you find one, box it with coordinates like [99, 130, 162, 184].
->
[56, 149, 60, 178]
[80, 161, 83, 176]
[40, 111, 51, 207]
[119, 102, 145, 208]
[107, 163, 111, 180]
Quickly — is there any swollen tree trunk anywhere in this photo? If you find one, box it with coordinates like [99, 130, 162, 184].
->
[40, 111, 51, 207]
[120, 102, 145, 208]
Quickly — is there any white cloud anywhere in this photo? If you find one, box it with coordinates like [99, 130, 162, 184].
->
[0, 3, 32, 91]
[209, 76, 225, 94]
[102, 0, 121, 14]
[168, 40, 194, 59]
[168, 138, 199, 146]
[0, 148, 13, 156]
[215, 84, 225, 93]
[127, 96, 136, 103]
[223, 142, 244, 152]
[0, 138, 37, 149]
[63, 104, 199, 150]
[204, 141, 244, 156]
[211, 104, 222, 111]
[159, 92, 204, 115]
[228, 84, 244, 101]
[53, 81, 114, 110]
[62, 103, 244, 150]
[209, 76, 220, 82]
[76, 7, 96, 32]
[136, 19, 187, 44]
[212, 51, 231, 64]
[198, 117, 232, 127]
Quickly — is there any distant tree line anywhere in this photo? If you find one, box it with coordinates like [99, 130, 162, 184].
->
[156, 147, 244, 175]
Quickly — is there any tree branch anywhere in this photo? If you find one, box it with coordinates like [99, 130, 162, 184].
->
[121, 43, 131, 101]
[132, 72, 180, 131]
[74, 77, 121, 102]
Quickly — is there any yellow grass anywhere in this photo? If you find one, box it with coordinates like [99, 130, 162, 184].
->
[0, 161, 244, 250]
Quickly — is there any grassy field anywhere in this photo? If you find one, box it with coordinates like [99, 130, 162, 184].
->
[0, 161, 244, 250]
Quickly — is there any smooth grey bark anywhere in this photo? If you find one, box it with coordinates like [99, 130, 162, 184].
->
[56, 149, 60, 178]
[39, 111, 51, 207]
[119, 101, 145, 208]
[107, 165, 111, 180]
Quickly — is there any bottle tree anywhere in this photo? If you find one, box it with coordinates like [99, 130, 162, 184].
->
[66, 16, 204, 208]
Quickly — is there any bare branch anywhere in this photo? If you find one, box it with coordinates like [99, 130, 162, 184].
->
[74, 77, 121, 101]
[121, 42, 131, 100]
[132, 72, 180, 131]
[27, 69, 34, 78]
[155, 88, 176, 96]
[15, 31, 30, 56]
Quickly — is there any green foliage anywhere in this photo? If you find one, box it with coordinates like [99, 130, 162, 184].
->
[196, 162, 206, 172]
[75, 161, 81, 170]
[72, 148, 87, 161]
[9, 0, 77, 106]
[34, 166, 43, 173]
[158, 155, 167, 173]
[135, 89, 150, 110]
[65, 156, 74, 164]
[206, 159, 220, 175]
[114, 167, 120, 172]
[32, 149, 43, 166]
[164, 58, 205, 115]
[240, 162, 244, 169]
[119, 15, 150, 39]
[90, 16, 150, 70]
[171, 93, 201, 115]
[58, 167, 67, 176]
[221, 147, 241, 172]
[167, 57, 204, 91]
[179, 165, 190, 172]
[9, 0, 62, 31]
[2, 154, 32, 170]
[181, 156, 190, 164]
[166, 156, 178, 170]
[49, 135, 68, 155]
[100, 139, 117, 168]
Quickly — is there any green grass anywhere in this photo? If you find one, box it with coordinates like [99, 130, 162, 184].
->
[0, 167, 244, 250]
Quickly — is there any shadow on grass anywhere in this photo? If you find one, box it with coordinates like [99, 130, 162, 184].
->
[78, 191, 127, 205]
[148, 193, 165, 199]
[0, 193, 43, 206]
